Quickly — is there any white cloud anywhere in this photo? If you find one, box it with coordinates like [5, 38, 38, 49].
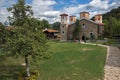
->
[63, 4, 86, 15]
[0, 0, 4, 7]
[62, 0, 120, 19]
[31, 0, 60, 23]
[89, 0, 109, 9]
[0, 0, 120, 24]
[0, 0, 15, 23]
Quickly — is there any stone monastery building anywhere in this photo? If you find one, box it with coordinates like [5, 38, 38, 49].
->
[60, 12, 104, 41]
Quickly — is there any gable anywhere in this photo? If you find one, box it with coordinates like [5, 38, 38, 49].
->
[80, 19, 98, 26]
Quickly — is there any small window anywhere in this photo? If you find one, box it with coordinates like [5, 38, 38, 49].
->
[82, 24, 85, 28]
[89, 32, 94, 37]
[90, 33, 93, 36]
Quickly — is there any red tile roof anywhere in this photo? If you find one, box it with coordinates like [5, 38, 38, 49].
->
[5, 26, 16, 30]
[43, 29, 59, 33]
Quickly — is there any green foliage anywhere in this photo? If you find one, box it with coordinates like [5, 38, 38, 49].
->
[107, 39, 120, 45]
[5, 0, 48, 61]
[5, 0, 49, 77]
[90, 34, 96, 42]
[73, 19, 82, 39]
[52, 22, 60, 30]
[103, 6, 120, 20]
[5, 22, 48, 60]
[0, 22, 7, 44]
[41, 19, 50, 29]
[103, 17, 120, 37]
[7, 0, 33, 26]
[0, 22, 4, 29]
[103, 6, 120, 37]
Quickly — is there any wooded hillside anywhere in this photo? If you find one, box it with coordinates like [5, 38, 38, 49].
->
[103, 7, 120, 20]
[103, 6, 120, 38]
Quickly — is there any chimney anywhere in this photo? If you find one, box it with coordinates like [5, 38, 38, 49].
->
[69, 16, 76, 24]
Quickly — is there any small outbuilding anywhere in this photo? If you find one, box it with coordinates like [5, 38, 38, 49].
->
[43, 28, 60, 39]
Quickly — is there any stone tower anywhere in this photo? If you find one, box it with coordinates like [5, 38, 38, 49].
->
[69, 16, 76, 24]
[60, 13, 68, 41]
[95, 14, 102, 23]
[80, 12, 90, 19]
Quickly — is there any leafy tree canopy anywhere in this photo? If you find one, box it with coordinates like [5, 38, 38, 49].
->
[41, 19, 50, 29]
[102, 6, 120, 38]
[73, 19, 82, 39]
[103, 6, 120, 20]
[4, 0, 49, 77]
[7, 0, 33, 26]
[52, 22, 60, 30]
[0, 22, 4, 29]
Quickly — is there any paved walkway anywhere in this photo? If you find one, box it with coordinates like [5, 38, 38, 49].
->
[81, 42, 120, 80]
[104, 46, 120, 80]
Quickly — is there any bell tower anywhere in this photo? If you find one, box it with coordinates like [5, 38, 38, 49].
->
[60, 13, 68, 41]
[80, 12, 90, 19]
[95, 14, 102, 23]
[69, 16, 76, 24]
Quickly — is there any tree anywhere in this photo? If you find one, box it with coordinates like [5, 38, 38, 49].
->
[41, 19, 50, 29]
[0, 22, 4, 30]
[52, 22, 60, 30]
[103, 6, 120, 38]
[103, 6, 120, 20]
[103, 17, 120, 38]
[7, 0, 33, 26]
[73, 19, 82, 40]
[0, 22, 7, 44]
[5, 0, 48, 77]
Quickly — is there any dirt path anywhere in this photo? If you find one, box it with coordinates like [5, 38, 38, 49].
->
[104, 46, 120, 80]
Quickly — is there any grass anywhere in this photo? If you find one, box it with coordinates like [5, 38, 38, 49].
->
[39, 42, 107, 80]
[103, 39, 120, 49]
[0, 42, 107, 80]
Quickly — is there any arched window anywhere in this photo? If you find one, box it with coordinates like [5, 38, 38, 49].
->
[82, 24, 85, 28]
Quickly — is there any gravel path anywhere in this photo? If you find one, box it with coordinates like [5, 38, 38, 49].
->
[104, 46, 120, 80]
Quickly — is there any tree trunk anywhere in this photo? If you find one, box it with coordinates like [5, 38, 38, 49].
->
[25, 57, 30, 77]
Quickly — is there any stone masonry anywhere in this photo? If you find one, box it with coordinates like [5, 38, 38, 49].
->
[104, 46, 120, 80]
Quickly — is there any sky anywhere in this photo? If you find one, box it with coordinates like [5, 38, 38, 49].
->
[0, 0, 120, 24]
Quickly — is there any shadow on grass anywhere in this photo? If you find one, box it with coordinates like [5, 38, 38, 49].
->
[0, 64, 25, 80]
[0, 54, 25, 80]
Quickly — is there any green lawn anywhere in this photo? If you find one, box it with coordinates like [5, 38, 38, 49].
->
[0, 42, 107, 80]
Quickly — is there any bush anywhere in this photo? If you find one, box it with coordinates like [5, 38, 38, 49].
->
[18, 70, 40, 80]
[85, 37, 89, 40]
[107, 39, 119, 44]
[98, 35, 104, 40]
